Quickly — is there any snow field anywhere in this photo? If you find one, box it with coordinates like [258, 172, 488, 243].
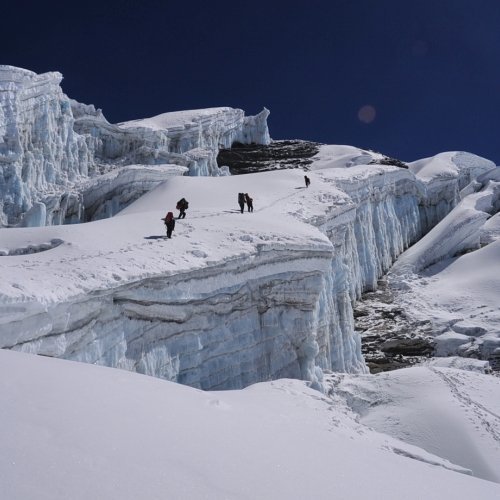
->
[1, 349, 500, 500]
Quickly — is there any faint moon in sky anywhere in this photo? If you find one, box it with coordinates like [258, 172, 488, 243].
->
[358, 105, 376, 124]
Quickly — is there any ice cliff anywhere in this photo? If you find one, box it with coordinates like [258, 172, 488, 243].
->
[0, 147, 493, 390]
[0, 66, 270, 227]
[0, 67, 92, 226]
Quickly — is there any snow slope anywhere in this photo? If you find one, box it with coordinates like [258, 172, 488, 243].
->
[2, 349, 499, 500]
[389, 167, 500, 366]
[329, 365, 500, 483]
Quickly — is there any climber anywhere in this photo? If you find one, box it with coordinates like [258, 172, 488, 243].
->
[245, 193, 253, 212]
[238, 193, 246, 214]
[161, 212, 176, 238]
[176, 198, 189, 219]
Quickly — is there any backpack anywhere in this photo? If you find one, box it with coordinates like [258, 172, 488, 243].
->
[177, 199, 188, 210]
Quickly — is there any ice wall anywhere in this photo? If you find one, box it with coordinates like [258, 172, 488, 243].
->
[0, 244, 338, 390]
[391, 167, 500, 277]
[80, 164, 188, 221]
[0, 66, 92, 226]
[0, 66, 271, 227]
[409, 151, 495, 233]
[314, 168, 421, 374]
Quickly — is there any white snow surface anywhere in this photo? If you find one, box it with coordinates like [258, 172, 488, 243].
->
[389, 167, 500, 363]
[310, 144, 385, 170]
[0, 169, 335, 299]
[2, 349, 500, 500]
[329, 365, 500, 484]
[120, 107, 245, 131]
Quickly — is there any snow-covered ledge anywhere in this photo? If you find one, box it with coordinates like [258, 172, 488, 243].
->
[117, 106, 270, 176]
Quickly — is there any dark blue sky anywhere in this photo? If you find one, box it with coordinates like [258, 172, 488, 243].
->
[3, 0, 500, 163]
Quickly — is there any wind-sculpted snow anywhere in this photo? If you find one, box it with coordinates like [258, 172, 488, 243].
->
[0, 66, 270, 227]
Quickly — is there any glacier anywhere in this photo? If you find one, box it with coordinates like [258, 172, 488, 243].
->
[0, 148, 494, 389]
[1, 65, 498, 391]
[0, 65, 270, 227]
